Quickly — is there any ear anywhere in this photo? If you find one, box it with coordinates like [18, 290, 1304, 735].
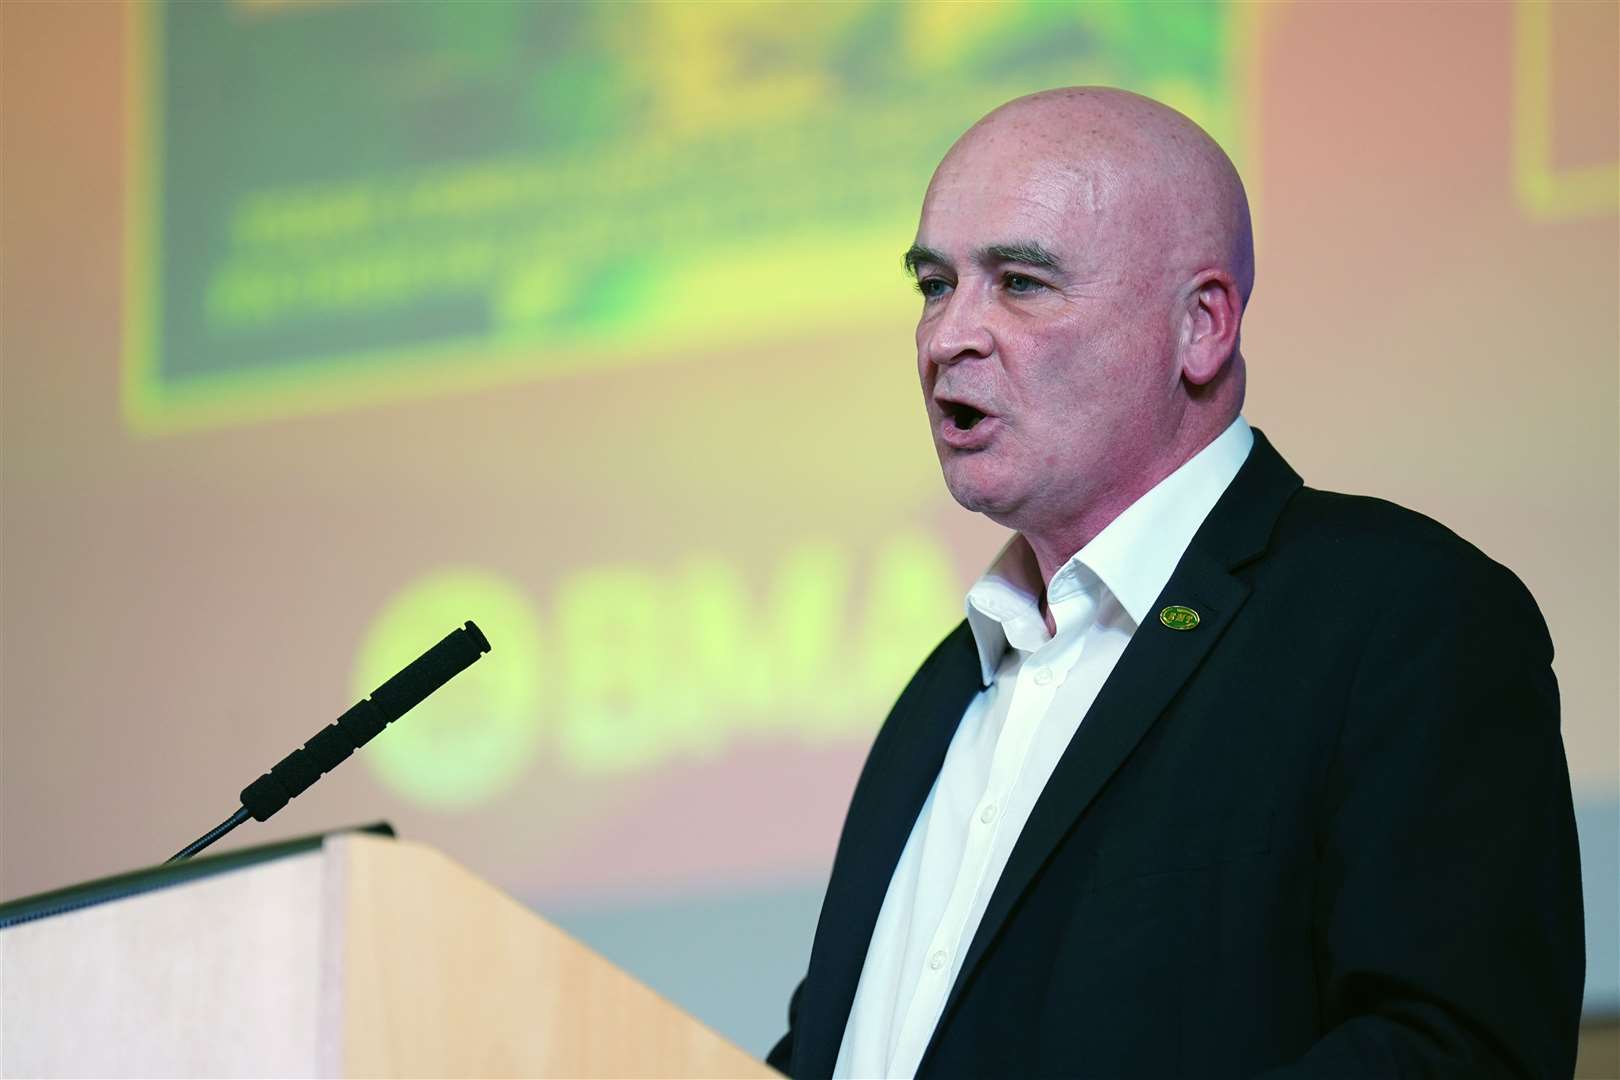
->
[1180, 271, 1243, 386]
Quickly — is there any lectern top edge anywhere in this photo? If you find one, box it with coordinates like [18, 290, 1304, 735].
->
[0, 820, 395, 930]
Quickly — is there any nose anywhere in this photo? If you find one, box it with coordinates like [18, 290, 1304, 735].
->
[920, 287, 994, 369]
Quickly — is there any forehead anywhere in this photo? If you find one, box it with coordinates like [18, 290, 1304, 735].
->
[916, 146, 1113, 260]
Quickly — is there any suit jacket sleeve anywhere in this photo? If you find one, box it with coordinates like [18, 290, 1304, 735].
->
[1258, 556, 1584, 1079]
[766, 977, 803, 1075]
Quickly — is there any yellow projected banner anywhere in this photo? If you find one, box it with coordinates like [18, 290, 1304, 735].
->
[123, 1, 1251, 434]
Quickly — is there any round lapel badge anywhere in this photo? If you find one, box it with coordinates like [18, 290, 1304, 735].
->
[1159, 604, 1201, 631]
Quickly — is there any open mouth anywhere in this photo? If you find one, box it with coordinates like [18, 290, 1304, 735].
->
[945, 402, 987, 430]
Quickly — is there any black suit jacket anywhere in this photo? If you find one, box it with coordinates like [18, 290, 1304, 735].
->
[768, 431, 1584, 1079]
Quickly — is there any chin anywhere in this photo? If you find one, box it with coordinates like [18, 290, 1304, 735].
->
[940, 460, 1018, 519]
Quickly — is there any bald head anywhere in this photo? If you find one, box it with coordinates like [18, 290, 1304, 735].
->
[938, 87, 1254, 305]
[911, 87, 1255, 575]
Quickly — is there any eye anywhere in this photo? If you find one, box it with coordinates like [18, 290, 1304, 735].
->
[1003, 272, 1043, 294]
[915, 276, 951, 301]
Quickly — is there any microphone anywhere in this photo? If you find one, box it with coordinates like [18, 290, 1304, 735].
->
[166, 620, 491, 863]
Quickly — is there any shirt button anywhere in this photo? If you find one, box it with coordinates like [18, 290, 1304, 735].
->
[979, 803, 998, 824]
[1033, 667, 1053, 685]
[929, 949, 948, 971]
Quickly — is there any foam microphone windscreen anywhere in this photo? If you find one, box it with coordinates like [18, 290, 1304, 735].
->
[239, 621, 490, 821]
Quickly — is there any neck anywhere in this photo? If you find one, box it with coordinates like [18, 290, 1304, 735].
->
[1020, 416, 1234, 591]
[1021, 481, 1151, 591]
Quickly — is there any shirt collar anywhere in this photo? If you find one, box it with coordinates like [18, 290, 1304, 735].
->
[964, 534, 1050, 682]
[964, 416, 1255, 685]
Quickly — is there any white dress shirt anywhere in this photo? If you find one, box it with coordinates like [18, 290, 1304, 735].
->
[833, 417, 1255, 1080]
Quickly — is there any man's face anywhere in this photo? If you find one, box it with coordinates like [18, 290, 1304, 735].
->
[911, 142, 1181, 536]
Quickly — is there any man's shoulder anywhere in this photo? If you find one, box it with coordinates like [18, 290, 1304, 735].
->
[1265, 483, 1550, 654]
[1275, 485, 1485, 563]
[1226, 429, 1521, 594]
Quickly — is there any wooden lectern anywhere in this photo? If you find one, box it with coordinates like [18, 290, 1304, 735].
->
[0, 830, 778, 1078]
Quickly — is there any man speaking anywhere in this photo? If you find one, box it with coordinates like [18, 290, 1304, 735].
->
[767, 88, 1584, 1079]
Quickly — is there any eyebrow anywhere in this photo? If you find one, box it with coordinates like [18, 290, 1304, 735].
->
[903, 241, 1065, 277]
[903, 244, 949, 276]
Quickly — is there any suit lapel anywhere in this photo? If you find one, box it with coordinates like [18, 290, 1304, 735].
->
[918, 429, 1303, 1073]
[795, 622, 984, 1080]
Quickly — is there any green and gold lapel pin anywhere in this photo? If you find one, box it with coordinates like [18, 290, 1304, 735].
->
[1159, 604, 1201, 631]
